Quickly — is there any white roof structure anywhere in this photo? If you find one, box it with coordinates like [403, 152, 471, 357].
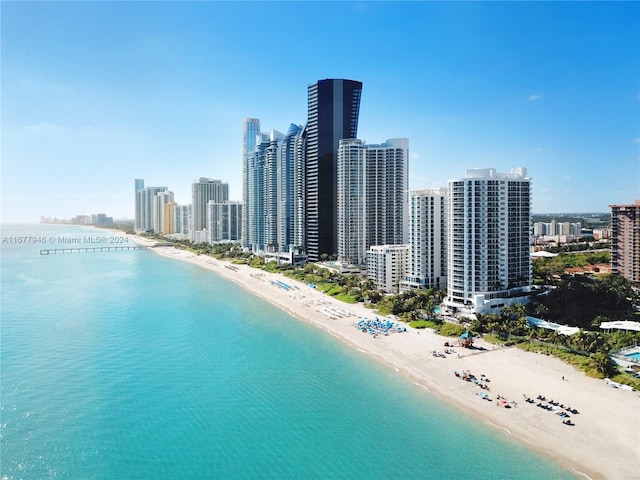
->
[527, 316, 579, 335]
[557, 326, 580, 335]
[599, 321, 640, 332]
[531, 250, 558, 258]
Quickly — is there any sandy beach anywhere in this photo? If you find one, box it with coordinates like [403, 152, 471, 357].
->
[130, 235, 639, 479]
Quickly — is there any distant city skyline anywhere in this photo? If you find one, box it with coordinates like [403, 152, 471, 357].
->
[2, 2, 639, 222]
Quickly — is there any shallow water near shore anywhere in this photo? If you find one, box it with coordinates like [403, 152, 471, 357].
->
[1, 224, 577, 479]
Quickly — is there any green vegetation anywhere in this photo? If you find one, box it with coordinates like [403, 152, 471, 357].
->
[533, 251, 610, 284]
[528, 273, 637, 329]
[438, 322, 467, 337]
[408, 319, 442, 330]
[543, 240, 609, 254]
[407, 318, 465, 337]
[375, 289, 444, 317]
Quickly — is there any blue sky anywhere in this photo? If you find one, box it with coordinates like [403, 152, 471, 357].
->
[2, 1, 639, 222]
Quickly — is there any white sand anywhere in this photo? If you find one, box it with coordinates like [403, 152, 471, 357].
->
[130, 236, 640, 479]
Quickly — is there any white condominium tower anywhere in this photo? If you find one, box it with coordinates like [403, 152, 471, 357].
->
[445, 167, 532, 314]
[134, 183, 168, 233]
[337, 139, 366, 265]
[367, 244, 410, 294]
[192, 177, 229, 233]
[336, 138, 409, 265]
[173, 204, 191, 236]
[206, 200, 243, 243]
[402, 188, 447, 291]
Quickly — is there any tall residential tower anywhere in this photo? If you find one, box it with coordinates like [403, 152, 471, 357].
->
[242, 118, 261, 248]
[192, 178, 229, 234]
[401, 188, 448, 291]
[444, 168, 532, 314]
[305, 79, 362, 261]
[336, 138, 409, 266]
[610, 200, 640, 283]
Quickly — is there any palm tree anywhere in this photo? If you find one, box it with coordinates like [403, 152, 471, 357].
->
[546, 329, 561, 346]
[570, 329, 589, 353]
[534, 303, 549, 319]
[422, 300, 435, 319]
[362, 278, 376, 291]
[589, 352, 616, 377]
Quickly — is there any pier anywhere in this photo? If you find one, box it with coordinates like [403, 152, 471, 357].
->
[40, 246, 148, 255]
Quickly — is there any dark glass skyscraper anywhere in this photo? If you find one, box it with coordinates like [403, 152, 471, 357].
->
[305, 79, 362, 262]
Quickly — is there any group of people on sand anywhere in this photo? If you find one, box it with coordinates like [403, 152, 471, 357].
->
[452, 370, 521, 408]
[523, 394, 579, 426]
[454, 370, 490, 388]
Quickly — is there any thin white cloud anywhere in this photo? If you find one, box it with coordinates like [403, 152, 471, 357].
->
[23, 122, 63, 133]
[631, 138, 640, 143]
[563, 176, 572, 180]
[528, 94, 543, 101]
[23, 123, 100, 137]
[539, 187, 551, 193]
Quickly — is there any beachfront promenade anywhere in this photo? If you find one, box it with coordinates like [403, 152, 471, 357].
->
[128, 236, 640, 480]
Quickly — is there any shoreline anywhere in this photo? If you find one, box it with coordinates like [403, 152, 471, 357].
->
[126, 234, 640, 479]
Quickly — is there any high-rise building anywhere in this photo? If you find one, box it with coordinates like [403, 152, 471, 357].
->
[336, 138, 408, 266]
[337, 139, 366, 265]
[278, 124, 304, 251]
[264, 130, 284, 249]
[134, 179, 145, 231]
[292, 127, 307, 250]
[192, 178, 229, 233]
[242, 118, 261, 248]
[610, 201, 640, 283]
[245, 131, 281, 252]
[401, 188, 447, 291]
[206, 200, 243, 243]
[163, 201, 177, 234]
[153, 191, 174, 234]
[444, 167, 532, 314]
[174, 204, 191, 236]
[245, 132, 269, 251]
[135, 185, 168, 232]
[363, 138, 409, 248]
[305, 78, 362, 261]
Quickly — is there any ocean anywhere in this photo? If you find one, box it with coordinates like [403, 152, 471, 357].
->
[1, 224, 576, 479]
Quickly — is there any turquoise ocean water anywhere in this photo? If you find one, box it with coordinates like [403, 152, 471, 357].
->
[1, 224, 576, 479]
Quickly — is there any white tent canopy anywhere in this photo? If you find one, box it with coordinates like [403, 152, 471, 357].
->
[531, 250, 558, 258]
[527, 316, 579, 335]
[599, 321, 640, 332]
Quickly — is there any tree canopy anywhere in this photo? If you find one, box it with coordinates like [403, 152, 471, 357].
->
[528, 274, 637, 329]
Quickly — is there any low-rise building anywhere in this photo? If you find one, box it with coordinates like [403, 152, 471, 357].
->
[367, 244, 409, 294]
